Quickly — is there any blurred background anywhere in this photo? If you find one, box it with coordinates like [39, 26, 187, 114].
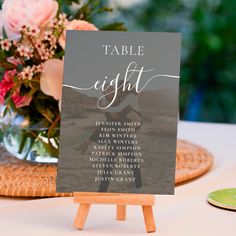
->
[95, 0, 236, 123]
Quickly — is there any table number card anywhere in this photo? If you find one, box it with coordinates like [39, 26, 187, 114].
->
[56, 31, 181, 194]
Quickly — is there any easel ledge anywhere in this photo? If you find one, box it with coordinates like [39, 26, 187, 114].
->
[73, 192, 156, 233]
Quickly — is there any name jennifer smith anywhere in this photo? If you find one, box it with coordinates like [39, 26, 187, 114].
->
[95, 121, 141, 127]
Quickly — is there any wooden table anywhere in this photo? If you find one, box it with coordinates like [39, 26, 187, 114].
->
[0, 121, 235, 236]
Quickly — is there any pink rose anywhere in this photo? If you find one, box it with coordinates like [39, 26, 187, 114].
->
[1, 0, 58, 40]
[0, 70, 32, 108]
[0, 11, 17, 40]
[0, 12, 6, 36]
[0, 70, 15, 104]
[40, 59, 64, 100]
[12, 90, 32, 108]
[59, 20, 98, 49]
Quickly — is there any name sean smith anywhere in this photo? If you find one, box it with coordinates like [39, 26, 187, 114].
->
[102, 44, 144, 56]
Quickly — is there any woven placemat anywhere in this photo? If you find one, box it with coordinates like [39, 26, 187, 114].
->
[0, 139, 213, 197]
[175, 140, 214, 184]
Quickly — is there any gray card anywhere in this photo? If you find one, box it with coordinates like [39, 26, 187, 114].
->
[56, 31, 181, 194]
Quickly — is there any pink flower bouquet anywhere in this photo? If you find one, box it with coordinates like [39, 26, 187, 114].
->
[0, 0, 126, 162]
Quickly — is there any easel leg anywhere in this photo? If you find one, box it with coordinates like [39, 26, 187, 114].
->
[142, 206, 156, 233]
[117, 205, 126, 221]
[74, 204, 91, 230]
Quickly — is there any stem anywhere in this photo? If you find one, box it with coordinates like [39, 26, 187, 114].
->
[23, 137, 35, 160]
[18, 130, 37, 160]
[13, 51, 25, 66]
[0, 62, 16, 70]
[42, 112, 54, 124]
[25, 35, 41, 61]
[18, 131, 28, 154]
[54, 137, 59, 147]
[48, 114, 60, 138]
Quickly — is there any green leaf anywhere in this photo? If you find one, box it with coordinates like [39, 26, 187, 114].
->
[0, 49, 6, 61]
[2, 27, 8, 39]
[100, 22, 127, 31]
[19, 131, 36, 160]
[18, 131, 29, 154]
[60, 0, 81, 6]
[16, 64, 24, 72]
[97, 7, 113, 14]
[39, 136, 59, 157]
[0, 61, 16, 70]
[4, 90, 11, 102]
[9, 98, 16, 111]
[54, 50, 65, 59]
[0, 67, 5, 81]
[36, 91, 52, 100]
[23, 138, 35, 160]
[58, 0, 81, 15]
[74, 0, 108, 20]
[3, 106, 9, 117]
[75, 4, 91, 20]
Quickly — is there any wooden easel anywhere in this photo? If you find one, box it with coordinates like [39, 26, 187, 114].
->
[73, 192, 156, 233]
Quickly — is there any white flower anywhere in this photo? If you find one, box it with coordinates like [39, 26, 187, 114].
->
[17, 45, 34, 60]
[0, 39, 12, 51]
[28, 27, 40, 37]
[20, 66, 34, 80]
